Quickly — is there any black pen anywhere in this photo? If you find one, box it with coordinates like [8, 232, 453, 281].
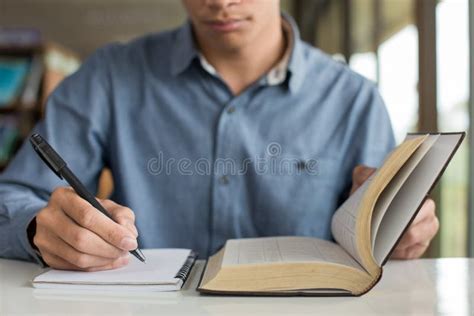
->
[29, 133, 146, 263]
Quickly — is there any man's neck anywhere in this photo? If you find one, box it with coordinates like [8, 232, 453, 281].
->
[196, 17, 285, 96]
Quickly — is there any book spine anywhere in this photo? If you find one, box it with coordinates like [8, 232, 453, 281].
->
[174, 251, 197, 284]
[357, 269, 383, 296]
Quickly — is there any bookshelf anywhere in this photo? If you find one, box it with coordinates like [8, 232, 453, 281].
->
[0, 29, 80, 171]
[0, 30, 115, 198]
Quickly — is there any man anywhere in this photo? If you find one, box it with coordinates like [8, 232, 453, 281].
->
[0, 0, 438, 271]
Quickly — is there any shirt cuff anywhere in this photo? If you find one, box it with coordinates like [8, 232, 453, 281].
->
[14, 202, 48, 267]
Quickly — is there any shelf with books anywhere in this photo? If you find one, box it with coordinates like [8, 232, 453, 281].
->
[0, 28, 80, 171]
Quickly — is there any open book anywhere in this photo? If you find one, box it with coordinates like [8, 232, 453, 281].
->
[197, 133, 465, 296]
[33, 249, 196, 291]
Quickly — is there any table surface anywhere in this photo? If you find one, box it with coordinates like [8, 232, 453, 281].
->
[1, 258, 473, 316]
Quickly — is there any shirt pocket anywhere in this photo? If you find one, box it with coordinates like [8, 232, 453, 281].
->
[252, 157, 344, 239]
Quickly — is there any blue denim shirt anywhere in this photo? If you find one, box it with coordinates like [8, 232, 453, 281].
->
[0, 16, 395, 263]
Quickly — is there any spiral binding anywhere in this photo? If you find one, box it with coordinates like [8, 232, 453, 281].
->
[175, 251, 197, 282]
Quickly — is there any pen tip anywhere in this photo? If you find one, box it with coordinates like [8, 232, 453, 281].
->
[131, 248, 146, 263]
[137, 248, 146, 260]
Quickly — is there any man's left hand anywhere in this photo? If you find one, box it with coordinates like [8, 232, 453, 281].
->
[350, 165, 439, 259]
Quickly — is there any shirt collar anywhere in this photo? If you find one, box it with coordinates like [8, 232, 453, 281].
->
[170, 13, 307, 93]
[170, 20, 198, 76]
[284, 13, 307, 93]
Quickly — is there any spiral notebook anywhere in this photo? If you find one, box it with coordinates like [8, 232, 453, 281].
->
[32, 249, 196, 292]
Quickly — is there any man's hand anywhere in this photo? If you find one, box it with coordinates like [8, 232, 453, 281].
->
[350, 165, 439, 259]
[33, 187, 139, 271]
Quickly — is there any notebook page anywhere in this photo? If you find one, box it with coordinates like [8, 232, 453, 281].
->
[221, 236, 363, 271]
[33, 249, 191, 285]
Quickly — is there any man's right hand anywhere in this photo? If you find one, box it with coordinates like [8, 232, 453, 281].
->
[33, 187, 139, 271]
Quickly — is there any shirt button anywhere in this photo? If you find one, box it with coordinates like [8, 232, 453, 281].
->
[227, 106, 236, 114]
[219, 175, 229, 185]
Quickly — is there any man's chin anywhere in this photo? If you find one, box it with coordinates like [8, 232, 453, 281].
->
[209, 35, 252, 54]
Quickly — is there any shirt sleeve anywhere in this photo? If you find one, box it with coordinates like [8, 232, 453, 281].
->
[0, 46, 113, 263]
[352, 81, 396, 168]
[337, 79, 396, 205]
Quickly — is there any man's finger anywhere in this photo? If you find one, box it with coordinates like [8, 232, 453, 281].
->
[41, 250, 81, 270]
[411, 198, 436, 226]
[100, 199, 138, 237]
[391, 242, 429, 260]
[350, 165, 376, 194]
[83, 255, 130, 272]
[57, 190, 137, 251]
[42, 250, 130, 272]
[99, 199, 135, 223]
[42, 205, 129, 259]
[396, 215, 439, 250]
[353, 165, 376, 185]
[36, 231, 118, 269]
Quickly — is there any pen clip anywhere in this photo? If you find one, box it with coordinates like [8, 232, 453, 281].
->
[30, 133, 66, 179]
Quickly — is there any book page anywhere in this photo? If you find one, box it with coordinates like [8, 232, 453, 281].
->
[370, 134, 439, 249]
[373, 134, 464, 264]
[221, 236, 363, 271]
[331, 135, 429, 272]
[330, 174, 374, 265]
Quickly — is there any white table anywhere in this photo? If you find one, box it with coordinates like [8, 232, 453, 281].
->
[0, 258, 473, 315]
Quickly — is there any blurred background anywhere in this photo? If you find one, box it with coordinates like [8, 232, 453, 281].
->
[0, 0, 471, 258]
